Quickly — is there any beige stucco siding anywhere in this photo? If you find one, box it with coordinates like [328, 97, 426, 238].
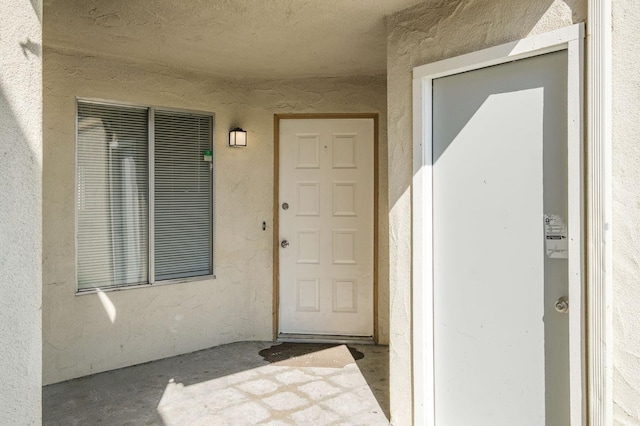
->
[0, 0, 42, 423]
[386, 1, 586, 424]
[612, 0, 640, 422]
[43, 47, 389, 384]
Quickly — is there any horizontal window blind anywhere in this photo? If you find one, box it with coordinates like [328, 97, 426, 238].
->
[154, 111, 212, 281]
[77, 102, 149, 290]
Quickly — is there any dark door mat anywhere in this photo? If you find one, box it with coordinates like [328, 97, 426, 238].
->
[259, 343, 364, 367]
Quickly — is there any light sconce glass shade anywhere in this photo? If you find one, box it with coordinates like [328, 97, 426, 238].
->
[229, 127, 247, 147]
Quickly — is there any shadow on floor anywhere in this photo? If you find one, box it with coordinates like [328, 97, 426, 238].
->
[43, 341, 389, 425]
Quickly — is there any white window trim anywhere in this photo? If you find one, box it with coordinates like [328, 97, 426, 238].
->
[411, 24, 586, 425]
[74, 98, 216, 295]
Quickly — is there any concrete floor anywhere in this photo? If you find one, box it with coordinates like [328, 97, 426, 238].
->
[43, 341, 389, 425]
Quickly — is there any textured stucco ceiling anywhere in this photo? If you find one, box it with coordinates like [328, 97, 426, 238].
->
[44, 0, 425, 78]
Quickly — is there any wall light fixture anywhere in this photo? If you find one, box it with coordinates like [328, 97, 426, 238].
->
[229, 127, 247, 147]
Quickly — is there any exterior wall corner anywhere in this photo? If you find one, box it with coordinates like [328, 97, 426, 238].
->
[0, 1, 43, 424]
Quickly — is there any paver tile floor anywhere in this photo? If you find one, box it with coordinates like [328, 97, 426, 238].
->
[43, 341, 389, 425]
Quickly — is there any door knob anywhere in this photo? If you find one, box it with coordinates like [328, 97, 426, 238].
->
[554, 296, 569, 313]
[281, 240, 289, 248]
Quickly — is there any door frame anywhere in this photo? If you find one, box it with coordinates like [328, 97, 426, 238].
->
[273, 113, 380, 342]
[411, 24, 585, 425]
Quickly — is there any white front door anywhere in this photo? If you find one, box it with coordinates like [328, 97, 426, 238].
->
[430, 50, 574, 425]
[278, 118, 374, 337]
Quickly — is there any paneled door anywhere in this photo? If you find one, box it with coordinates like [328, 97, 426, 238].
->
[278, 117, 374, 337]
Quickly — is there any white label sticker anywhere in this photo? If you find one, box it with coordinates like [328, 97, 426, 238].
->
[544, 214, 568, 258]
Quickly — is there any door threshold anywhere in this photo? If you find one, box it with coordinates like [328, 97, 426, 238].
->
[277, 333, 375, 345]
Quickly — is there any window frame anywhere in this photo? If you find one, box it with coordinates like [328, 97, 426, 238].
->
[74, 97, 216, 295]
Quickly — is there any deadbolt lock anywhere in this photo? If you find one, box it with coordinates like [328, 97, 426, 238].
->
[282, 202, 289, 210]
[281, 240, 289, 248]
[554, 296, 569, 314]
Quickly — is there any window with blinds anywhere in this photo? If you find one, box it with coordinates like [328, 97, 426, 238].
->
[154, 111, 212, 281]
[76, 100, 214, 291]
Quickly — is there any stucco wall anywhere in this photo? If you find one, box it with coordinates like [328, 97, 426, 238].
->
[0, 1, 42, 423]
[386, 1, 586, 424]
[612, 0, 640, 422]
[43, 47, 389, 384]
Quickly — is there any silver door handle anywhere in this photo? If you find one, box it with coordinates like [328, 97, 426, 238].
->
[554, 296, 569, 313]
[281, 240, 289, 248]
